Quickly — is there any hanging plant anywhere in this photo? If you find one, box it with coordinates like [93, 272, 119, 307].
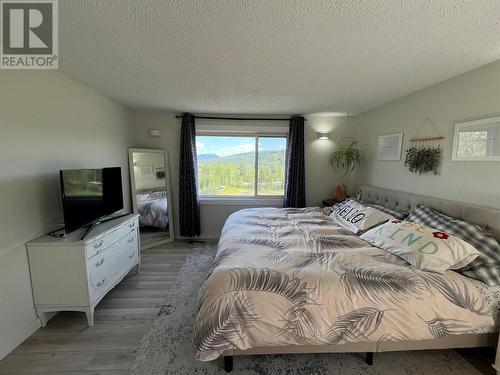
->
[405, 117, 444, 175]
[404, 146, 442, 175]
[329, 140, 365, 175]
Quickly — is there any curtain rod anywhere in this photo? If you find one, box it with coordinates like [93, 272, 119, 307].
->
[175, 115, 306, 122]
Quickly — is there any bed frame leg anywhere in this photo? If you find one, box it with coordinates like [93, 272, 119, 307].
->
[224, 356, 233, 372]
[366, 352, 374, 366]
[494, 333, 499, 375]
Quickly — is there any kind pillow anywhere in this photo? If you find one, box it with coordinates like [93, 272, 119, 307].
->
[330, 199, 394, 234]
[407, 204, 500, 285]
[360, 220, 479, 274]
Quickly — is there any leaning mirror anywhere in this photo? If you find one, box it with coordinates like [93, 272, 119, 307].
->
[128, 148, 174, 248]
[452, 116, 500, 161]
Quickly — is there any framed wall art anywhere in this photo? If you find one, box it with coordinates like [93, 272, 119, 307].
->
[377, 132, 404, 161]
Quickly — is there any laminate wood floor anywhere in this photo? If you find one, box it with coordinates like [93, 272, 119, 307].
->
[0, 241, 194, 375]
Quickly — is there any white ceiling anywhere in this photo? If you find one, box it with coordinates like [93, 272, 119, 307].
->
[59, 0, 500, 115]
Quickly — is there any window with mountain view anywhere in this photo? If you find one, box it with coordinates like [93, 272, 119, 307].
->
[196, 135, 287, 197]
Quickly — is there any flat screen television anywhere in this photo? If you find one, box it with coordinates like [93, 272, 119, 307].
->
[60, 167, 123, 235]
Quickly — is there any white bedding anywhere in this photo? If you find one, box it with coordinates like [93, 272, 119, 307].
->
[473, 281, 500, 332]
[194, 207, 498, 361]
[136, 191, 169, 230]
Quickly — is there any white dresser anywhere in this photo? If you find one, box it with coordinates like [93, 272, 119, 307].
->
[26, 214, 140, 326]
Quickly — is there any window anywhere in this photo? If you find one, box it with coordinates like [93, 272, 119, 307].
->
[457, 129, 498, 158]
[196, 134, 287, 197]
[452, 117, 500, 161]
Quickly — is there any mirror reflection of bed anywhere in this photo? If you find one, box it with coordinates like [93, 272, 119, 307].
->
[129, 148, 174, 248]
[136, 189, 169, 247]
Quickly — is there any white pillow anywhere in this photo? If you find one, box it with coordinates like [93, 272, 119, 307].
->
[329, 199, 394, 234]
[360, 220, 479, 274]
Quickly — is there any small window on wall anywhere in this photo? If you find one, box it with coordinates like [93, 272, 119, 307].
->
[195, 134, 287, 197]
[452, 116, 500, 161]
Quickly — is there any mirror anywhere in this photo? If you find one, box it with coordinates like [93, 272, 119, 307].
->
[452, 116, 500, 161]
[129, 148, 174, 248]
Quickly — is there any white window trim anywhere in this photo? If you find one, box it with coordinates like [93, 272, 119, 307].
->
[196, 121, 289, 135]
[196, 129, 288, 200]
[199, 197, 284, 206]
[452, 116, 500, 161]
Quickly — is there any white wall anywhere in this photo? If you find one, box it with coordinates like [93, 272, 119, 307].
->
[132, 152, 166, 191]
[0, 71, 132, 358]
[306, 115, 357, 205]
[351, 60, 500, 209]
[130, 112, 349, 238]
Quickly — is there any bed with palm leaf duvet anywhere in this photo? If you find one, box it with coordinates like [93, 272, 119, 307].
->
[193, 207, 499, 362]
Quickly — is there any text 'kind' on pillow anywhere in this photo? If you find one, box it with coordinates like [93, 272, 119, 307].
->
[361, 220, 479, 274]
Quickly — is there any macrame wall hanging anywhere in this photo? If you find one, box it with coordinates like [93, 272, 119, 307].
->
[404, 117, 444, 175]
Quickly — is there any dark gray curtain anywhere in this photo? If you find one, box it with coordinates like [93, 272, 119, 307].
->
[284, 116, 306, 208]
[179, 113, 201, 237]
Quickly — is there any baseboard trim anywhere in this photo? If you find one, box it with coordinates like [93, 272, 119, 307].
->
[0, 318, 41, 360]
[175, 236, 220, 241]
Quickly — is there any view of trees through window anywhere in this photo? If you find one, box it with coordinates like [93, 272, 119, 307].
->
[457, 130, 489, 157]
[196, 135, 286, 196]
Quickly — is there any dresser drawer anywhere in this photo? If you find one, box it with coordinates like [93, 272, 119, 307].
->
[87, 229, 139, 301]
[85, 219, 137, 259]
[117, 230, 139, 271]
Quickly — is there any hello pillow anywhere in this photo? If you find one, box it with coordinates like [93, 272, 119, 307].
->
[360, 220, 479, 274]
[329, 199, 394, 234]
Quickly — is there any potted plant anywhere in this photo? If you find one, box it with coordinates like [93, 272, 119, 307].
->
[329, 139, 365, 175]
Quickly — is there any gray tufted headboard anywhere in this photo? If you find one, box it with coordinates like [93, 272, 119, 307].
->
[358, 185, 500, 241]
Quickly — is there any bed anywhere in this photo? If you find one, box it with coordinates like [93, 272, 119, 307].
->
[136, 190, 169, 230]
[194, 185, 500, 372]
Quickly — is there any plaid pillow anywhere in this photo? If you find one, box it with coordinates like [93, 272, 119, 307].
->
[407, 204, 500, 285]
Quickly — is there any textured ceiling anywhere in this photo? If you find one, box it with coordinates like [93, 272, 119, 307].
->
[59, 0, 500, 115]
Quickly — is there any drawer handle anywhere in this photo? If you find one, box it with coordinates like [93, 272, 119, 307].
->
[96, 278, 106, 287]
[129, 222, 135, 228]
[95, 258, 104, 267]
[129, 252, 135, 259]
[93, 240, 104, 249]
[128, 237, 134, 243]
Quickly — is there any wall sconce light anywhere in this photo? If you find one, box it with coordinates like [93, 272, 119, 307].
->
[317, 132, 330, 140]
[148, 129, 161, 137]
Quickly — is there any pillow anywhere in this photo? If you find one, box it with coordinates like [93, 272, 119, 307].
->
[360, 220, 479, 274]
[346, 198, 408, 220]
[330, 199, 394, 234]
[407, 204, 500, 285]
[364, 203, 408, 220]
[330, 201, 345, 212]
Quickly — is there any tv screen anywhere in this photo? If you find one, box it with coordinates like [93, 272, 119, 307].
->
[60, 167, 123, 234]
